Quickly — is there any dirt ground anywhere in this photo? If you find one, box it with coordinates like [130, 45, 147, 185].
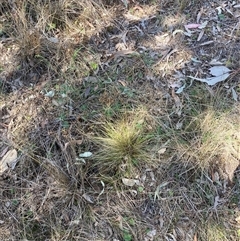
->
[0, 0, 240, 240]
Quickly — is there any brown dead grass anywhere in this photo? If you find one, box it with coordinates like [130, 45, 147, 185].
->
[1, 0, 113, 85]
[176, 104, 240, 177]
[0, 0, 240, 240]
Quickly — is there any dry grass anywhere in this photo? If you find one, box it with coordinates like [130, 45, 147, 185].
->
[197, 221, 238, 241]
[177, 105, 240, 179]
[0, 0, 113, 82]
[0, 0, 240, 240]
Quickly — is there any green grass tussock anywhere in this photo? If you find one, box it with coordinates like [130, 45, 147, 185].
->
[93, 109, 154, 176]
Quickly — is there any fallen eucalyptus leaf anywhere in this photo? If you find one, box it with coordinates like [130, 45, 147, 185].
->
[183, 31, 192, 37]
[209, 66, 231, 76]
[198, 21, 208, 29]
[158, 148, 167, 154]
[0, 147, 9, 158]
[206, 73, 230, 85]
[197, 8, 203, 23]
[231, 87, 238, 101]
[175, 84, 186, 94]
[189, 73, 230, 86]
[79, 152, 92, 158]
[197, 29, 204, 41]
[83, 193, 94, 204]
[188, 65, 231, 86]
[184, 23, 201, 29]
[209, 59, 223, 65]
[191, 58, 202, 63]
[44, 90, 55, 97]
[0, 149, 18, 174]
[199, 40, 214, 46]
[233, 4, 240, 8]
[75, 158, 86, 164]
[122, 178, 136, 187]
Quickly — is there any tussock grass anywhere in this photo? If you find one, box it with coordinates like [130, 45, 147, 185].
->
[198, 222, 235, 241]
[94, 109, 154, 176]
[178, 105, 240, 174]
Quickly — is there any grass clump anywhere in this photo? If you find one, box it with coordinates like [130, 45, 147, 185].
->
[178, 105, 240, 178]
[198, 222, 233, 241]
[94, 109, 154, 176]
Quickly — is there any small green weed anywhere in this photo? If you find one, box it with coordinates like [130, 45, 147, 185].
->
[123, 230, 132, 241]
